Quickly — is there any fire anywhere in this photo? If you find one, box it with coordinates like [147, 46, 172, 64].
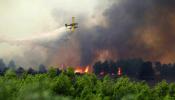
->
[85, 66, 89, 73]
[74, 65, 91, 74]
[117, 67, 122, 76]
[74, 67, 84, 74]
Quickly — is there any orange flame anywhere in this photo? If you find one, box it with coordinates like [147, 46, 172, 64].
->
[74, 65, 91, 74]
[74, 67, 84, 74]
[85, 66, 89, 73]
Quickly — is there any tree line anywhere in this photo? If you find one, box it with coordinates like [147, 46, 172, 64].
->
[93, 58, 175, 81]
[0, 59, 61, 76]
[1, 58, 175, 81]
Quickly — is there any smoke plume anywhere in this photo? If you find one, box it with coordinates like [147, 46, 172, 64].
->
[77, 0, 175, 65]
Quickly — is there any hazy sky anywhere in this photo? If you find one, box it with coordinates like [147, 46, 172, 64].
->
[0, 0, 115, 67]
[0, 0, 103, 37]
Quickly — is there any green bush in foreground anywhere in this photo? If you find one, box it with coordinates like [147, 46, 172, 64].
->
[0, 69, 175, 100]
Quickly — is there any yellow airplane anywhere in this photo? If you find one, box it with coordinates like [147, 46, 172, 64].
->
[65, 17, 78, 32]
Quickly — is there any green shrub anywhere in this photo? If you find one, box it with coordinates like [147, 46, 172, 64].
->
[48, 68, 57, 78]
[51, 73, 74, 96]
[0, 71, 175, 100]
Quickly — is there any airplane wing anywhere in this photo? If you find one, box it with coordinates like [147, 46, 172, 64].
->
[72, 17, 75, 32]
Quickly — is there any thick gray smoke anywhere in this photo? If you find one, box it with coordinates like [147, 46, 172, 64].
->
[75, 0, 175, 65]
[73, 0, 153, 65]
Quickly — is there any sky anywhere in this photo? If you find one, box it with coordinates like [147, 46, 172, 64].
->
[0, 0, 175, 68]
[0, 0, 115, 67]
[0, 0, 109, 37]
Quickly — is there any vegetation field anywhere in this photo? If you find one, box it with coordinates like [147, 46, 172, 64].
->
[0, 68, 175, 100]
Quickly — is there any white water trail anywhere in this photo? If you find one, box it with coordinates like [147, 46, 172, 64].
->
[0, 27, 69, 47]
